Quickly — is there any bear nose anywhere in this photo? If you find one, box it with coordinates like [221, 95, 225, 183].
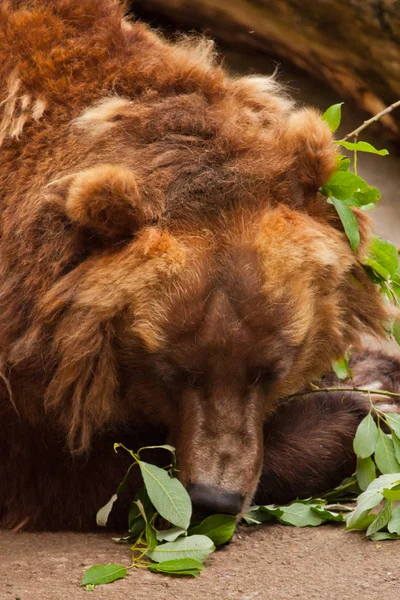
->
[187, 483, 244, 519]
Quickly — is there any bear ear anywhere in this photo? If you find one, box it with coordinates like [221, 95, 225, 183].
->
[283, 108, 338, 200]
[48, 164, 154, 239]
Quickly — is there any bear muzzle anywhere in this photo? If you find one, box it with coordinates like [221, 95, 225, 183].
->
[187, 482, 245, 520]
[170, 386, 265, 518]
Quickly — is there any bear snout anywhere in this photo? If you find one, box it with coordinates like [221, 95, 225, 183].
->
[187, 482, 244, 519]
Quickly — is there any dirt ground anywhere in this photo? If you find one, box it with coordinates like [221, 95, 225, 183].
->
[1, 523, 399, 600]
[2, 20, 400, 600]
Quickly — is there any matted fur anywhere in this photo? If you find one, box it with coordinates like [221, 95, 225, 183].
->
[0, 0, 391, 530]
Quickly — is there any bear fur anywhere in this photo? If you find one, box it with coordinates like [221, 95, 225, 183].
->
[0, 0, 392, 530]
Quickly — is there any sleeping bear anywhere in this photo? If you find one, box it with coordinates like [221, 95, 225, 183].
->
[0, 0, 397, 531]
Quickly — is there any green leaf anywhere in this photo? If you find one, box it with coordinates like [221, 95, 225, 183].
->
[374, 429, 400, 474]
[242, 507, 276, 524]
[249, 505, 285, 523]
[150, 569, 200, 577]
[189, 514, 237, 546]
[311, 506, 344, 522]
[322, 475, 360, 501]
[146, 522, 158, 550]
[278, 502, 325, 527]
[366, 236, 399, 280]
[322, 103, 343, 132]
[392, 267, 400, 293]
[331, 198, 360, 251]
[325, 503, 353, 512]
[128, 487, 155, 533]
[360, 203, 377, 212]
[369, 531, 400, 541]
[138, 444, 176, 454]
[129, 516, 146, 540]
[138, 461, 192, 529]
[80, 565, 127, 586]
[146, 535, 215, 564]
[96, 493, 118, 528]
[352, 185, 380, 207]
[364, 258, 391, 280]
[366, 499, 393, 536]
[383, 485, 400, 501]
[336, 154, 351, 171]
[345, 511, 377, 531]
[356, 456, 377, 491]
[369, 473, 400, 489]
[383, 414, 400, 439]
[323, 171, 368, 201]
[353, 414, 378, 458]
[148, 558, 204, 577]
[392, 434, 400, 466]
[156, 527, 187, 542]
[258, 505, 285, 516]
[363, 265, 385, 285]
[332, 356, 353, 380]
[344, 474, 400, 529]
[393, 318, 400, 346]
[149, 558, 204, 571]
[290, 497, 327, 505]
[338, 140, 389, 156]
[388, 504, 400, 534]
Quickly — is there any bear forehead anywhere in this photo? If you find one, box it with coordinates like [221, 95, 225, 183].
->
[160, 283, 298, 370]
[70, 91, 302, 221]
[124, 216, 333, 363]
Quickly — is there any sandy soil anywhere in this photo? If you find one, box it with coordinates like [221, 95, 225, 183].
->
[1, 523, 399, 600]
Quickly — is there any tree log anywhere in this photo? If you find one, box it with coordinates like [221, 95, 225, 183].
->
[131, 0, 400, 135]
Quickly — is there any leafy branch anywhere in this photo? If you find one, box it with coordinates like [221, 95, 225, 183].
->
[343, 100, 400, 140]
[81, 404, 400, 588]
[80, 444, 235, 587]
[286, 386, 400, 401]
[321, 103, 400, 349]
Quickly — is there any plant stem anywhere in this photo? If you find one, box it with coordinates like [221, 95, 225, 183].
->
[286, 386, 400, 400]
[353, 134, 358, 175]
[322, 479, 358, 500]
[343, 100, 400, 140]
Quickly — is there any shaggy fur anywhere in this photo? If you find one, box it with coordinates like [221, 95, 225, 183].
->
[0, 0, 392, 530]
[258, 351, 400, 505]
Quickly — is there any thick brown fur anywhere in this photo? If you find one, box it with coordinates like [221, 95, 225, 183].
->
[257, 350, 400, 505]
[0, 0, 392, 530]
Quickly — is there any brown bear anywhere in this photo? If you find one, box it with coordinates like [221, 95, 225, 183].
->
[0, 0, 395, 531]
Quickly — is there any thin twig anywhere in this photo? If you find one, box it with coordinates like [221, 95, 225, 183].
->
[343, 99, 400, 140]
[353, 133, 358, 175]
[286, 386, 400, 400]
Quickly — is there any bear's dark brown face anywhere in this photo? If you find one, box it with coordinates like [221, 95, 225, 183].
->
[35, 94, 387, 516]
[106, 205, 382, 516]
